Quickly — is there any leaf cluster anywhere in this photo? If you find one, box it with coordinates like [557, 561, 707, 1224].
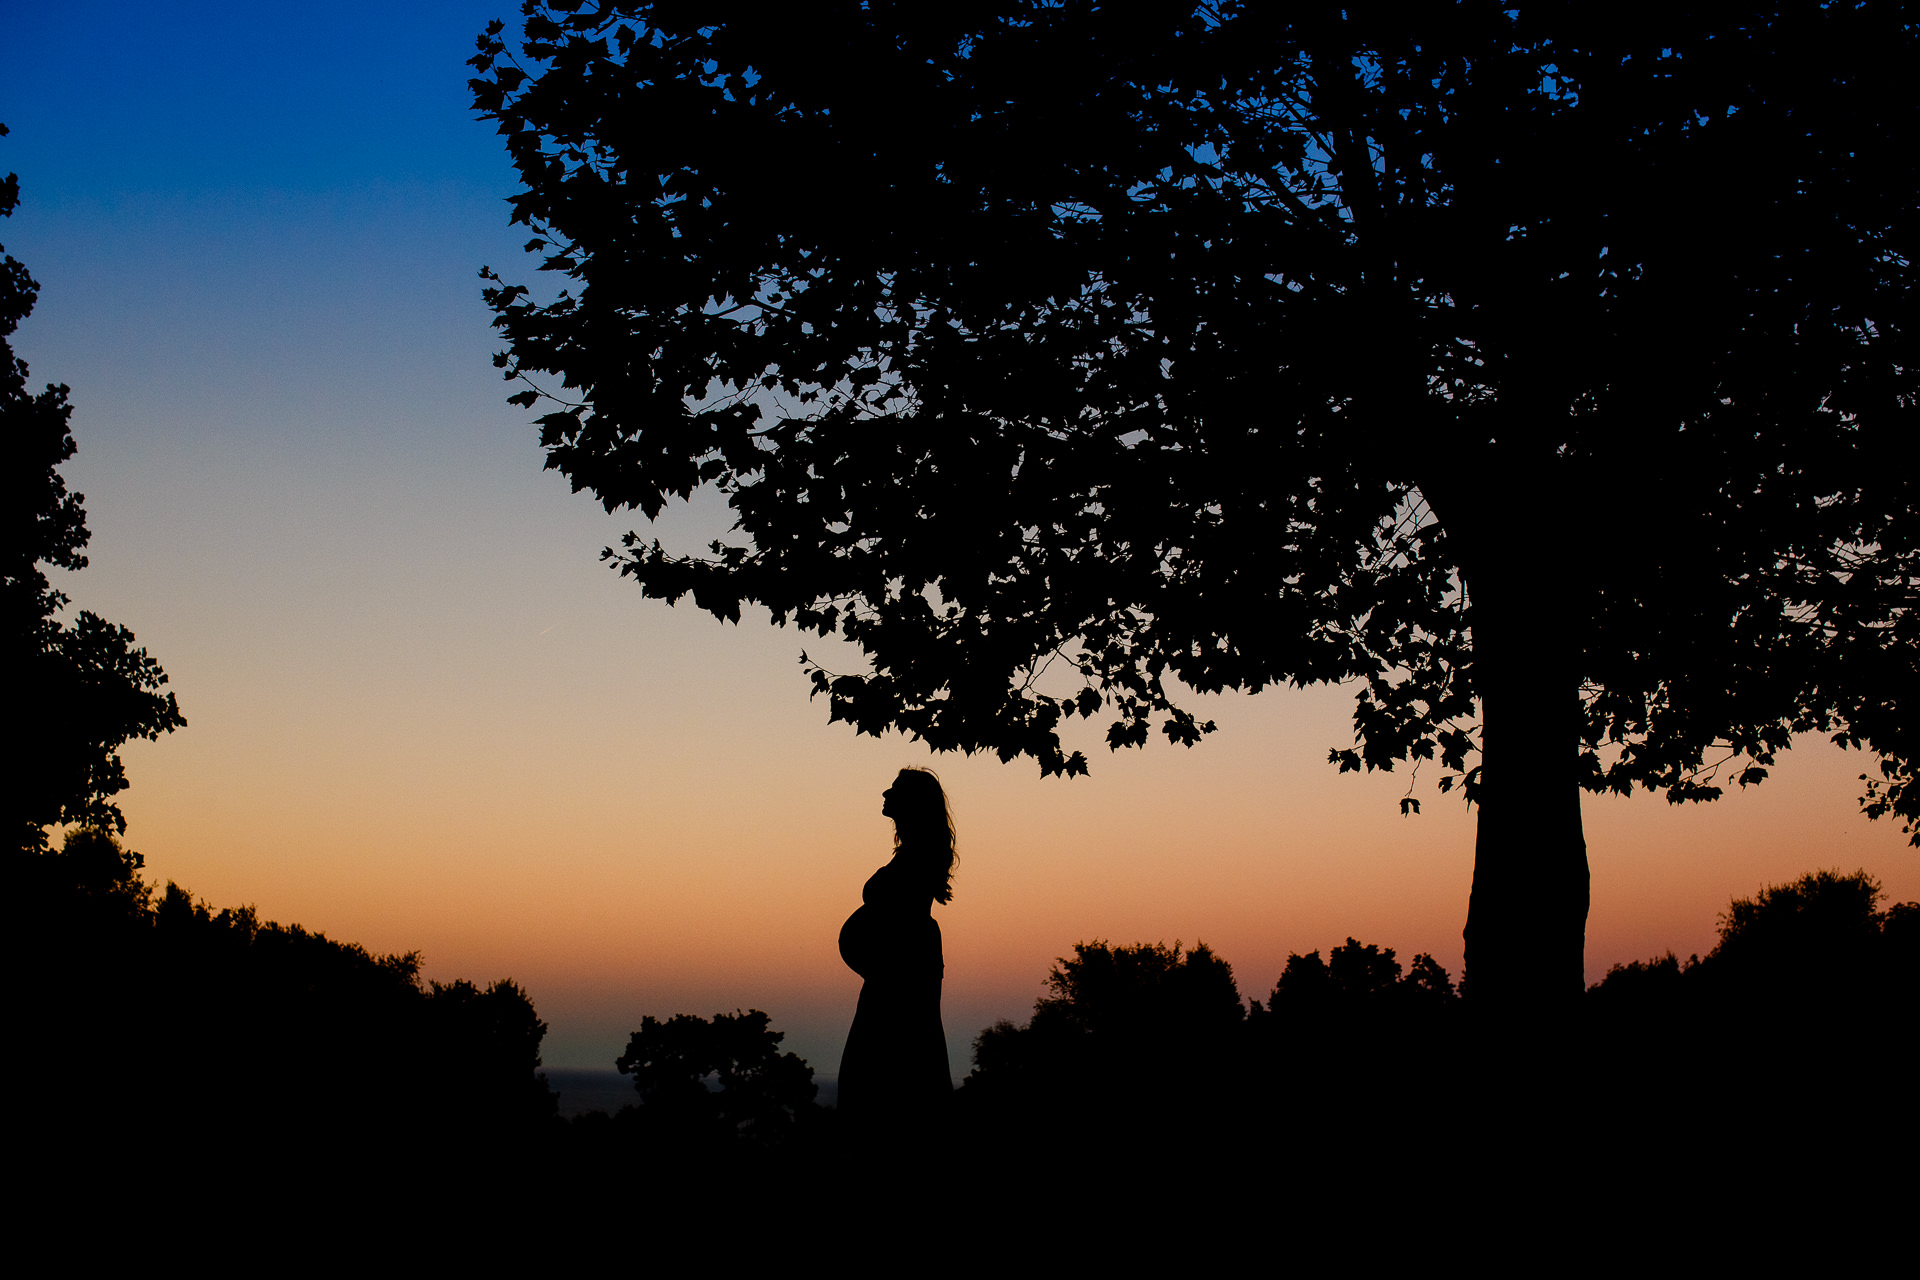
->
[472, 5, 1918, 832]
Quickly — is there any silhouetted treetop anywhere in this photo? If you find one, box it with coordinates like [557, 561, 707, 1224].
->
[3, 129, 184, 848]
[16, 830, 560, 1161]
[968, 938, 1245, 1102]
[1035, 939, 1244, 1040]
[1589, 868, 1917, 1019]
[473, 5, 1919, 1003]
[615, 1009, 817, 1144]
[1707, 868, 1908, 1001]
[1261, 937, 1457, 1016]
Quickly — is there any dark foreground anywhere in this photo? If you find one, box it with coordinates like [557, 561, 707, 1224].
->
[18, 836, 1912, 1258]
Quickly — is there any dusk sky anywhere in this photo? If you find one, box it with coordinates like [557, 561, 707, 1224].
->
[9, 2, 1915, 1072]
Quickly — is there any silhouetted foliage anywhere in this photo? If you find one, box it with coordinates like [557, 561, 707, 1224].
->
[963, 933, 1469, 1173]
[22, 824, 151, 914]
[424, 976, 560, 1132]
[1713, 868, 1884, 974]
[970, 936, 1466, 1092]
[1239, 939, 1459, 1122]
[1589, 868, 1916, 1018]
[968, 940, 1244, 1119]
[956, 895, 1911, 1213]
[1578, 869, 1916, 1192]
[1697, 869, 1918, 1035]
[1584, 862, 1918, 1134]
[1256, 937, 1458, 1024]
[15, 825, 558, 1174]
[1884, 900, 1920, 957]
[1583, 950, 1694, 1017]
[472, 5, 1920, 1007]
[615, 1009, 818, 1145]
[1038, 940, 1245, 1039]
[2, 132, 184, 850]
[1403, 951, 1457, 1006]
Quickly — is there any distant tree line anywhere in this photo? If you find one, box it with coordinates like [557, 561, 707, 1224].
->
[1589, 868, 1917, 1016]
[561, 865, 1913, 1191]
[19, 819, 1910, 1227]
[1584, 870, 1917, 1095]
[945, 868, 1917, 1192]
[16, 828, 558, 1172]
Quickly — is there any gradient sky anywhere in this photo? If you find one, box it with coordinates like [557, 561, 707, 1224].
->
[8, 3, 1915, 1072]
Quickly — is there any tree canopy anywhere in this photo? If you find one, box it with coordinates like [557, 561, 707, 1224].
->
[3, 129, 184, 849]
[472, 3, 1918, 999]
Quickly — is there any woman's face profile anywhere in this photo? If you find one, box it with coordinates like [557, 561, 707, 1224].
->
[881, 774, 905, 821]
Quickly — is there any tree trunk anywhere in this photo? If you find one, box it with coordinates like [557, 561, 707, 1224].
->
[1460, 563, 1591, 1010]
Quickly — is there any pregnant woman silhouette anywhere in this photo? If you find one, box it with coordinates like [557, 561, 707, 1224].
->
[837, 768, 956, 1129]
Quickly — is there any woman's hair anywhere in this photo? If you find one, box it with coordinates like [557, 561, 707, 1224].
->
[890, 767, 958, 904]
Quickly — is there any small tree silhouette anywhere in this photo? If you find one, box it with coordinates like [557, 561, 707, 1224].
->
[1261, 938, 1457, 1019]
[969, 940, 1244, 1112]
[615, 1010, 817, 1145]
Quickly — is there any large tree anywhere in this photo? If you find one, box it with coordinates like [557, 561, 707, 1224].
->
[3, 130, 185, 849]
[470, 2, 1918, 1005]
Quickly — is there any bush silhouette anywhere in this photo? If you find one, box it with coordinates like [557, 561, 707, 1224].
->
[17, 828, 558, 1167]
[615, 1010, 817, 1146]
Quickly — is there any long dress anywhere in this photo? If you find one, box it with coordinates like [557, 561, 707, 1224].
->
[836, 855, 951, 1123]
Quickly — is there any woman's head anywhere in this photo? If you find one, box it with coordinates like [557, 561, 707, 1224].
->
[884, 768, 957, 903]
